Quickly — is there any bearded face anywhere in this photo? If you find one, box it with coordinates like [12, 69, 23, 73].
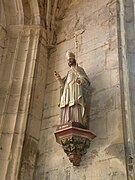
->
[68, 58, 76, 67]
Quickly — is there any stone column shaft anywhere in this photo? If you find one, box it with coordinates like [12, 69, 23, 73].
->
[0, 25, 46, 180]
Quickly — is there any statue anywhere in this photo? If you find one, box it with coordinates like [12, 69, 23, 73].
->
[54, 51, 96, 166]
[54, 51, 90, 128]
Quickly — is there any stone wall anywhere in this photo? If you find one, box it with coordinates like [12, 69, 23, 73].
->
[35, 0, 128, 179]
[1, 0, 135, 179]
[0, 0, 70, 179]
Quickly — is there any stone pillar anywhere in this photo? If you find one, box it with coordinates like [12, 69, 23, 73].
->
[117, 0, 135, 178]
[19, 28, 48, 180]
[0, 25, 48, 180]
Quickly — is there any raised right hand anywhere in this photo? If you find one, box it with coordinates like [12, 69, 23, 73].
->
[54, 71, 61, 81]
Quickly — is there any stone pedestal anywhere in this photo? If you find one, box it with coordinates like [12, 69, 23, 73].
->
[55, 122, 96, 166]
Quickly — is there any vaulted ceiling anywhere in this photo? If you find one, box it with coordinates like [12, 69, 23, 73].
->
[0, 0, 71, 45]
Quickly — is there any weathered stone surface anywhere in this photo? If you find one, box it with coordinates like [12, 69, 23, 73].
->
[35, 0, 128, 180]
[0, 0, 134, 179]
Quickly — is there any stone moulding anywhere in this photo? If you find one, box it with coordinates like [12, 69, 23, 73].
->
[55, 122, 96, 166]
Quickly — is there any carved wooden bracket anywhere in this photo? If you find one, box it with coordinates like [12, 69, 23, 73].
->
[55, 122, 96, 166]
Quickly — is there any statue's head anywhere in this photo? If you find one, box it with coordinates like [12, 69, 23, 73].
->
[66, 51, 76, 67]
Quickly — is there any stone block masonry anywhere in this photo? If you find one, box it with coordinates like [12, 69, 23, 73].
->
[0, 0, 134, 179]
[35, 0, 127, 180]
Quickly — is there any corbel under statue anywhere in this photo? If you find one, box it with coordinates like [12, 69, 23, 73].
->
[54, 51, 96, 166]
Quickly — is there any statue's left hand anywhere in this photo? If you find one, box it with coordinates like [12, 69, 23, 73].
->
[76, 78, 81, 84]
